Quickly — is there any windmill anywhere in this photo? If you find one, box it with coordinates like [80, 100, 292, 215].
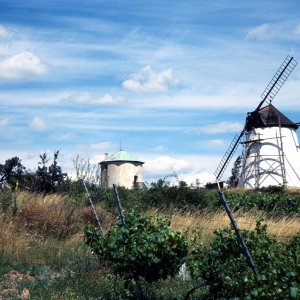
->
[215, 55, 300, 188]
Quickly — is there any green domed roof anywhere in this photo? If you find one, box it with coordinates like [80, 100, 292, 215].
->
[101, 150, 144, 164]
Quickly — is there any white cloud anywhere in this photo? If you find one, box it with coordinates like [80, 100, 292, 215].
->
[195, 121, 243, 134]
[140, 153, 230, 185]
[182, 172, 216, 187]
[122, 65, 177, 92]
[144, 155, 191, 176]
[29, 116, 46, 131]
[0, 25, 13, 38]
[208, 139, 225, 146]
[66, 92, 92, 103]
[246, 24, 272, 39]
[95, 94, 125, 104]
[0, 117, 10, 129]
[63, 92, 124, 105]
[0, 52, 47, 80]
[246, 21, 300, 41]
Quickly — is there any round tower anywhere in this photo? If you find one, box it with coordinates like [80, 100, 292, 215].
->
[239, 104, 300, 188]
[99, 150, 144, 189]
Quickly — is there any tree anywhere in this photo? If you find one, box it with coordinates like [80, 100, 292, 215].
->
[34, 150, 67, 193]
[227, 156, 242, 188]
[0, 157, 26, 188]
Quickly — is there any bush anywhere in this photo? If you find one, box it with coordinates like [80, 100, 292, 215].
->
[84, 209, 188, 283]
[140, 180, 219, 211]
[188, 221, 300, 299]
[225, 189, 300, 216]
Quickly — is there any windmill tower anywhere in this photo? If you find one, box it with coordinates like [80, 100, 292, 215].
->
[99, 149, 144, 189]
[215, 56, 300, 189]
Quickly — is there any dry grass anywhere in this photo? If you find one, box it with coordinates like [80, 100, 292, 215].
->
[14, 192, 113, 237]
[1, 191, 299, 263]
[0, 214, 31, 261]
[0, 191, 112, 266]
[78, 204, 114, 232]
[167, 209, 300, 242]
[15, 192, 81, 239]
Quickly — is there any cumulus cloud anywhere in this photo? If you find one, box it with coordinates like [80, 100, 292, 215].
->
[140, 153, 225, 185]
[195, 121, 243, 134]
[0, 52, 47, 80]
[144, 155, 191, 176]
[122, 65, 177, 92]
[29, 116, 46, 131]
[182, 172, 216, 187]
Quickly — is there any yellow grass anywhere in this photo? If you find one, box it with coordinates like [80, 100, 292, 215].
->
[0, 214, 31, 261]
[15, 191, 113, 234]
[167, 209, 300, 242]
[1, 191, 299, 263]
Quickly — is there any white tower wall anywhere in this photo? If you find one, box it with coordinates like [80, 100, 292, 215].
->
[102, 162, 143, 189]
[239, 127, 300, 188]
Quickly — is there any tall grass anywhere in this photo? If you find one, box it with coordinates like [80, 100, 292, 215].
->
[15, 192, 81, 239]
[167, 209, 300, 242]
[0, 214, 30, 262]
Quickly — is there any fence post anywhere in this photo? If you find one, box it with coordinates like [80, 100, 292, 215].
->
[82, 179, 104, 235]
[218, 191, 259, 279]
[112, 184, 126, 226]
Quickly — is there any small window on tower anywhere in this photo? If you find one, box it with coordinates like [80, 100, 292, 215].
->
[134, 175, 138, 188]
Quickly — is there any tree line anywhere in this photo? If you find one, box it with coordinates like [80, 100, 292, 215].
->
[0, 151, 66, 193]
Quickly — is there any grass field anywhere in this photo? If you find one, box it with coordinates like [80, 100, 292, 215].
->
[0, 191, 299, 299]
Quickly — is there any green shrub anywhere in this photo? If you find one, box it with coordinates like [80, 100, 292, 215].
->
[188, 221, 300, 299]
[84, 209, 188, 283]
[225, 189, 300, 216]
[140, 180, 219, 211]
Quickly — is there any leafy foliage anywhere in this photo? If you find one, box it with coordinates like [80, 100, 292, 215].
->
[141, 179, 219, 211]
[30, 151, 67, 193]
[85, 209, 188, 283]
[225, 189, 300, 216]
[0, 152, 66, 194]
[188, 221, 300, 299]
[58, 178, 300, 217]
[0, 157, 25, 189]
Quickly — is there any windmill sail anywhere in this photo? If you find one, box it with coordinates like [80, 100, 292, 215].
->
[256, 56, 297, 111]
[214, 55, 297, 181]
[214, 131, 244, 180]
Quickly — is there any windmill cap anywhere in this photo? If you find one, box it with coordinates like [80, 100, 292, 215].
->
[245, 104, 298, 131]
[99, 150, 144, 164]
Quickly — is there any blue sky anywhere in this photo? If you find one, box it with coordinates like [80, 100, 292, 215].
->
[1, 0, 300, 185]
